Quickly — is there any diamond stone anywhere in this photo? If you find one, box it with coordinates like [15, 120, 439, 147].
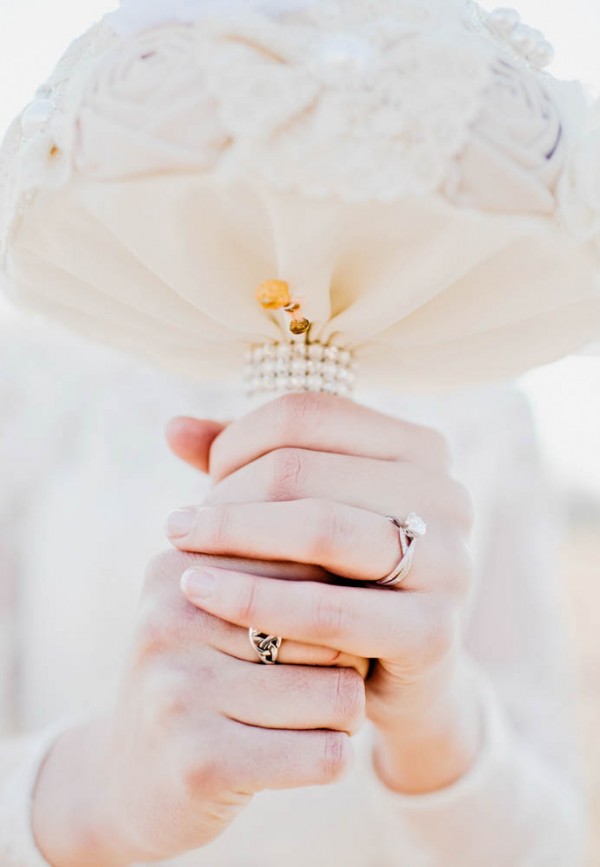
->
[404, 513, 427, 537]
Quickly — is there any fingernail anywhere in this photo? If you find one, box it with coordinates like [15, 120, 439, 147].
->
[165, 508, 196, 538]
[181, 568, 216, 599]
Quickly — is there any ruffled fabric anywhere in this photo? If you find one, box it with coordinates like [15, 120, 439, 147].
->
[1, 0, 600, 391]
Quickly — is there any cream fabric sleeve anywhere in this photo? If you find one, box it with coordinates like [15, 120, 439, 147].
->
[361, 387, 587, 866]
[0, 318, 86, 867]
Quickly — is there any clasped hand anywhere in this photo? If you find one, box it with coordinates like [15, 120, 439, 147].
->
[34, 394, 479, 867]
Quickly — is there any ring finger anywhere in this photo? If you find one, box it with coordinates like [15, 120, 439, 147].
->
[204, 610, 368, 675]
[167, 499, 432, 588]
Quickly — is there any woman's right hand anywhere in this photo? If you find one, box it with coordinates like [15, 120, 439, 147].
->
[32, 549, 367, 867]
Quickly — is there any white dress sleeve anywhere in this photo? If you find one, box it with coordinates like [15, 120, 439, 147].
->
[362, 387, 587, 865]
[0, 724, 77, 867]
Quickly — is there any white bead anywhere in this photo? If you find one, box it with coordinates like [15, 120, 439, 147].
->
[21, 98, 54, 137]
[312, 32, 375, 75]
[289, 375, 306, 390]
[529, 39, 555, 68]
[488, 7, 520, 35]
[291, 342, 307, 357]
[276, 343, 292, 359]
[307, 374, 324, 391]
[291, 358, 306, 375]
[324, 345, 340, 361]
[322, 361, 338, 380]
[510, 24, 538, 54]
[338, 349, 351, 365]
[308, 344, 325, 360]
[274, 374, 290, 391]
[262, 344, 276, 359]
[261, 358, 276, 375]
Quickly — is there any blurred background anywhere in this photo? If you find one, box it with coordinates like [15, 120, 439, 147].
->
[0, 0, 599, 862]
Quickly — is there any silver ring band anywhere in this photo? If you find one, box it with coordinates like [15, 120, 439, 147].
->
[376, 512, 427, 587]
[249, 628, 283, 664]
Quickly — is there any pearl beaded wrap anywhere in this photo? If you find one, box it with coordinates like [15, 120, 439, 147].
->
[0, 0, 599, 394]
[244, 341, 358, 398]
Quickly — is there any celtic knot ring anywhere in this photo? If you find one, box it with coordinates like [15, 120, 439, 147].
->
[249, 628, 283, 664]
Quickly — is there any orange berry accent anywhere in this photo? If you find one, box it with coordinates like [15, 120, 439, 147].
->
[256, 279, 292, 310]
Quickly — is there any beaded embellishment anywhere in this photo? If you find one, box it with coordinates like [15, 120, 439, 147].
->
[243, 340, 358, 397]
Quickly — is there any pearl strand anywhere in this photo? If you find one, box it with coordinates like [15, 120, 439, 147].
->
[486, 7, 555, 69]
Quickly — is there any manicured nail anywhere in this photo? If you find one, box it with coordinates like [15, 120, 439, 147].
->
[165, 508, 196, 538]
[181, 568, 216, 600]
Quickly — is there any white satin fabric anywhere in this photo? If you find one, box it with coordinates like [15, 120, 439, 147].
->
[0, 319, 587, 866]
[1, 0, 600, 394]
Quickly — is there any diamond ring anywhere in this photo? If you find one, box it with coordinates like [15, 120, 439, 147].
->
[375, 513, 427, 587]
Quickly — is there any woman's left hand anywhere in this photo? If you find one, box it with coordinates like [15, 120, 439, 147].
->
[165, 393, 482, 793]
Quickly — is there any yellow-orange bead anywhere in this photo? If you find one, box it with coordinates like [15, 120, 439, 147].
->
[256, 280, 291, 310]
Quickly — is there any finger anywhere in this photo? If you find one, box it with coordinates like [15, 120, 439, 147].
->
[181, 565, 428, 660]
[205, 448, 472, 530]
[209, 393, 451, 481]
[202, 613, 368, 675]
[216, 656, 365, 734]
[140, 561, 367, 673]
[165, 416, 228, 473]
[166, 499, 426, 585]
[206, 721, 354, 791]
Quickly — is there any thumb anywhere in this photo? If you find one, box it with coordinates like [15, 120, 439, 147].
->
[165, 416, 229, 474]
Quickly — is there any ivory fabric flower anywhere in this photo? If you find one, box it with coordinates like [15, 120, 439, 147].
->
[445, 56, 567, 214]
[556, 97, 600, 245]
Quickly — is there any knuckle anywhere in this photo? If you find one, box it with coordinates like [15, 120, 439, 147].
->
[178, 724, 231, 801]
[417, 425, 453, 470]
[265, 448, 307, 501]
[234, 575, 260, 625]
[319, 731, 352, 784]
[311, 586, 346, 643]
[157, 682, 193, 725]
[274, 392, 323, 440]
[441, 532, 473, 596]
[332, 669, 366, 732]
[204, 505, 233, 549]
[309, 499, 349, 559]
[183, 752, 227, 800]
[446, 479, 475, 530]
[137, 603, 181, 660]
[418, 602, 459, 670]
